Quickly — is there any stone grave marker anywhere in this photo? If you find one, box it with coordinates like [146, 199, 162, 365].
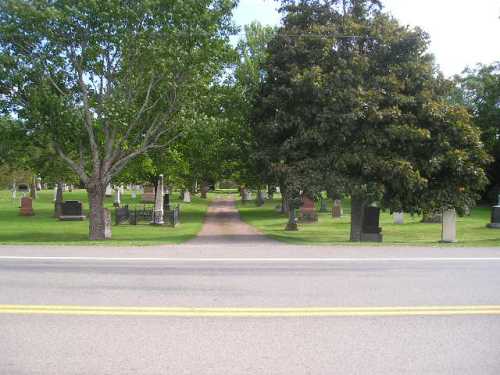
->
[104, 209, 112, 239]
[183, 190, 191, 203]
[360, 207, 383, 242]
[113, 188, 121, 207]
[300, 195, 318, 222]
[151, 175, 165, 225]
[59, 201, 86, 221]
[393, 211, 404, 225]
[487, 194, 500, 229]
[105, 184, 113, 197]
[20, 197, 34, 216]
[441, 209, 457, 242]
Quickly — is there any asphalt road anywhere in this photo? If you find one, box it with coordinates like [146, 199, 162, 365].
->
[1, 249, 500, 375]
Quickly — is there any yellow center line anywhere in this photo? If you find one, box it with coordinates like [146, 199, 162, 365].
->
[1, 305, 500, 317]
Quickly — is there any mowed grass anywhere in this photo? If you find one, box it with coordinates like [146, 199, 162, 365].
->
[0, 189, 209, 245]
[237, 196, 500, 247]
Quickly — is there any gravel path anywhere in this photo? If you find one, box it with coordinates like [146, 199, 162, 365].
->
[187, 197, 278, 246]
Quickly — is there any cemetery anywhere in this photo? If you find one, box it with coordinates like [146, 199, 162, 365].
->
[0, 188, 208, 245]
[236, 193, 500, 247]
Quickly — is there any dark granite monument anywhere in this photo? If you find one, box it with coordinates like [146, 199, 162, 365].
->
[487, 195, 500, 229]
[59, 200, 86, 221]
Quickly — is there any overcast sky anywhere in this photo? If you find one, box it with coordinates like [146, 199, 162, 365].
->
[233, 0, 500, 77]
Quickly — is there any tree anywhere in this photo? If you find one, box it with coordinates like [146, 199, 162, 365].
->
[0, 0, 236, 239]
[456, 63, 500, 202]
[253, 0, 489, 240]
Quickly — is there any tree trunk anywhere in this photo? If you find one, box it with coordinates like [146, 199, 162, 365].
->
[87, 182, 110, 240]
[350, 195, 366, 242]
[54, 181, 64, 218]
[30, 176, 37, 200]
[200, 181, 208, 199]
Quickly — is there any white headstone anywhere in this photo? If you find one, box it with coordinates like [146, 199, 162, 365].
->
[393, 212, 404, 225]
[105, 184, 113, 197]
[114, 188, 121, 206]
[183, 190, 191, 203]
[441, 209, 457, 243]
[152, 175, 164, 225]
[53, 186, 57, 201]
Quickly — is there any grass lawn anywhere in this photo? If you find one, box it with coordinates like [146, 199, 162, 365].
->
[237, 196, 500, 247]
[0, 189, 210, 245]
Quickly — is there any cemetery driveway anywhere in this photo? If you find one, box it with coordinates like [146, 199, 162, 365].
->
[188, 196, 278, 246]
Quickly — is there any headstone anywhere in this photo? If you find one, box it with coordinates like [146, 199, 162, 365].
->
[59, 200, 86, 221]
[487, 194, 500, 229]
[360, 206, 383, 242]
[115, 205, 130, 225]
[104, 209, 112, 239]
[105, 184, 113, 197]
[12, 183, 16, 200]
[276, 186, 280, 193]
[393, 211, 404, 225]
[166, 204, 181, 227]
[300, 195, 318, 222]
[183, 190, 191, 203]
[319, 198, 328, 213]
[20, 197, 34, 216]
[36, 177, 42, 191]
[151, 175, 165, 225]
[332, 199, 342, 218]
[113, 188, 121, 208]
[53, 186, 58, 201]
[441, 208, 457, 242]
[142, 185, 155, 203]
[242, 189, 251, 202]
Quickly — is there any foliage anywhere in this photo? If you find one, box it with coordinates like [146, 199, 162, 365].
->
[455, 62, 500, 202]
[252, 0, 489, 216]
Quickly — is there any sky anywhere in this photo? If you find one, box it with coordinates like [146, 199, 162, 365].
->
[232, 0, 500, 77]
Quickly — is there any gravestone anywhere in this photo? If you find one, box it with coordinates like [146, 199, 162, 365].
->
[183, 190, 191, 203]
[242, 189, 251, 202]
[20, 197, 34, 216]
[319, 198, 328, 213]
[115, 205, 130, 225]
[11, 183, 16, 200]
[53, 186, 58, 201]
[360, 207, 383, 242]
[166, 204, 181, 227]
[142, 185, 155, 203]
[393, 211, 404, 225]
[151, 175, 165, 225]
[113, 188, 121, 208]
[441, 209, 457, 242]
[59, 201, 86, 221]
[105, 184, 113, 197]
[300, 195, 318, 222]
[487, 194, 500, 229]
[36, 177, 42, 191]
[332, 199, 342, 218]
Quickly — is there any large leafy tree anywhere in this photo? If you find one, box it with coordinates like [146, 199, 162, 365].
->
[0, 0, 236, 239]
[253, 0, 488, 240]
[456, 63, 500, 202]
